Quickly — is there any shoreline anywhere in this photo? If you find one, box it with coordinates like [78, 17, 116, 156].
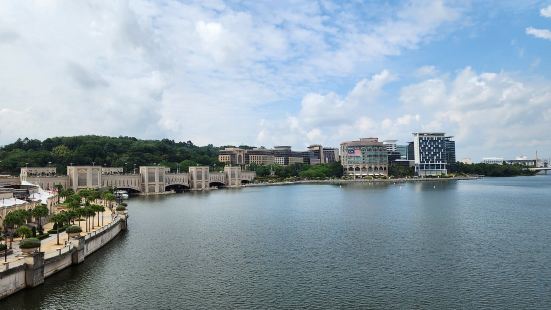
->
[243, 176, 481, 187]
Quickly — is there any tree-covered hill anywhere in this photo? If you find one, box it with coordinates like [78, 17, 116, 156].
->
[0, 136, 221, 175]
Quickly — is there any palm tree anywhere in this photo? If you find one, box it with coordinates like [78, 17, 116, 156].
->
[92, 205, 105, 227]
[53, 184, 63, 204]
[50, 213, 67, 245]
[76, 208, 87, 232]
[85, 208, 96, 230]
[32, 204, 49, 233]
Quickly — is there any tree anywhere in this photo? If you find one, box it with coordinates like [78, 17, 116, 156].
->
[91, 205, 105, 227]
[16, 226, 33, 239]
[32, 204, 49, 232]
[102, 192, 115, 209]
[50, 213, 67, 245]
[3, 210, 26, 248]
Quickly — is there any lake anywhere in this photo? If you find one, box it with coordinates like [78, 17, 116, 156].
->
[2, 176, 551, 309]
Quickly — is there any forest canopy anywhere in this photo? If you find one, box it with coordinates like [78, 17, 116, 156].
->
[0, 136, 221, 175]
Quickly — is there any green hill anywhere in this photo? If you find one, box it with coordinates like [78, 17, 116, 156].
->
[0, 136, 221, 175]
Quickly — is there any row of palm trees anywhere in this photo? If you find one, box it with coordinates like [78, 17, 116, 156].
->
[2, 187, 118, 249]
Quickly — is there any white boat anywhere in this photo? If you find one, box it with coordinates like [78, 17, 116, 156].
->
[114, 190, 129, 200]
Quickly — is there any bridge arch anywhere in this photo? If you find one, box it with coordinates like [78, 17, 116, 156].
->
[113, 187, 141, 194]
[208, 181, 225, 189]
[165, 184, 190, 193]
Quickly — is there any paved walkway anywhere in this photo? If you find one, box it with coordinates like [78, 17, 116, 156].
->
[2, 206, 117, 269]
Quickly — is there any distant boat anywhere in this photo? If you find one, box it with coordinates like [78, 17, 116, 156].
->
[114, 190, 129, 200]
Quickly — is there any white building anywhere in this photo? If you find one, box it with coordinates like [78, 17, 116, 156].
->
[481, 157, 504, 165]
[413, 132, 454, 176]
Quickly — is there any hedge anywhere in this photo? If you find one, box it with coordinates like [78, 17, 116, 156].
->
[37, 233, 50, 240]
[66, 225, 82, 234]
[19, 238, 41, 249]
[47, 226, 68, 234]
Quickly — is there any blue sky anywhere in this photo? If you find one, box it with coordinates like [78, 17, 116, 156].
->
[0, 0, 550, 161]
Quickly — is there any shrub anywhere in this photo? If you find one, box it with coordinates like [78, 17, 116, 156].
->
[0, 243, 6, 251]
[116, 206, 127, 211]
[66, 225, 82, 234]
[37, 233, 50, 240]
[47, 226, 67, 234]
[19, 238, 41, 249]
[16, 226, 33, 239]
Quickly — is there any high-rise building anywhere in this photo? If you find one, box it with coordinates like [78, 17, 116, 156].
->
[340, 138, 388, 177]
[413, 133, 454, 176]
[407, 142, 415, 161]
[396, 145, 408, 159]
[322, 147, 339, 163]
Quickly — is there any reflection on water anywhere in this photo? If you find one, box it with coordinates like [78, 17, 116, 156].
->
[2, 176, 551, 309]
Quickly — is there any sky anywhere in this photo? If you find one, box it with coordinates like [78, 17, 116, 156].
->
[1, 0, 551, 161]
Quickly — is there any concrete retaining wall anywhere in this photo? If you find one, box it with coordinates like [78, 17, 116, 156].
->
[44, 251, 73, 278]
[0, 214, 127, 300]
[0, 265, 26, 300]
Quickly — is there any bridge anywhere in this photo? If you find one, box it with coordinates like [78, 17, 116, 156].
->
[528, 167, 551, 174]
[19, 165, 256, 195]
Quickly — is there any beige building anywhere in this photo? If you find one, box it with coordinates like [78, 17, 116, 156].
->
[224, 166, 241, 187]
[189, 166, 210, 190]
[16, 164, 256, 195]
[67, 166, 102, 191]
[140, 166, 166, 194]
[340, 138, 388, 177]
[218, 147, 247, 165]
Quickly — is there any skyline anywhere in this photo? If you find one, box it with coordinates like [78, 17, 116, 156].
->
[1, 1, 551, 160]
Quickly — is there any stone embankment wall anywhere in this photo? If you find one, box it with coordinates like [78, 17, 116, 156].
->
[0, 214, 128, 300]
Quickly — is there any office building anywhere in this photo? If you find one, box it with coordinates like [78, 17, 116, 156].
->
[413, 132, 454, 176]
[340, 138, 388, 177]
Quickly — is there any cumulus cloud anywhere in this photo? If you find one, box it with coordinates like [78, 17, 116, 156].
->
[398, 68, 551, 158]
[0, 0, 462, 147]
[260, 66, 551, 159]
[541, 5, 551, 18]
[526, 27, 551, 40]
[525, 5, 551, 41]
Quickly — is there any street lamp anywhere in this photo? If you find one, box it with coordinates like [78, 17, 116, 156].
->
[177, 163, 180, 174]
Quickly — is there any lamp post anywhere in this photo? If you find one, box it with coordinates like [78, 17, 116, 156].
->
[177, 163, 180, 174]
[133, 164, 136, 174]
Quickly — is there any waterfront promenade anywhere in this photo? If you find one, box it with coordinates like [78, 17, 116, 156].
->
[244, 176, 480, 188]
[2, 208, 115, 271]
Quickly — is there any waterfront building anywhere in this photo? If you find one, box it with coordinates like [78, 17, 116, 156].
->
[407, 142, 415, 161]
[413, 132, 454, 176]
[218, 147, 247, 165]
[15, 164, 255, 195]
[20, 167, 68, 190]
[246, 148, 276, 165]
[482, 157, 504, 165]
[340, 138, 388, 177]
[322, 147, 339, 163]
[307, 145, 323, 165]
[396, 144, 408, 159]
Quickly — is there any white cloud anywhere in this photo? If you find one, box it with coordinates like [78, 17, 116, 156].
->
[398, 68, 551, 158]
[526, 27, 551, 40]
[0, 1, 463, 147]
[541, 5, 551, 18]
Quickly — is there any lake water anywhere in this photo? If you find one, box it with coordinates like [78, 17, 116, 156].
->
[2, 176, 551, 309]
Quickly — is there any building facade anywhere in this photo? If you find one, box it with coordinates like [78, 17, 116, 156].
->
[413, 133, 454, 176]
[482, 157, 504, 165]
[340, 138, 388, 177]
[18, 165, 255, 195]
